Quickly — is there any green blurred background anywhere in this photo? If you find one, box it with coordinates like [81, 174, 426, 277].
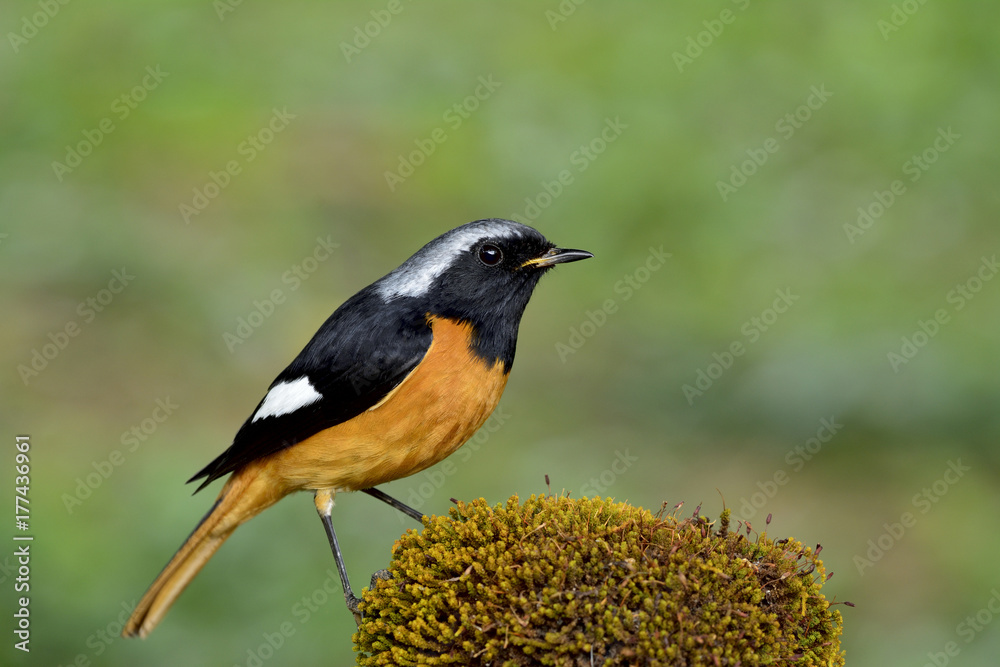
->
[3, 1, 999, 665]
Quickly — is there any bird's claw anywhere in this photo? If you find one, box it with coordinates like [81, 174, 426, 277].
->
[370, 569, 392, 587]
[346, 592, 363, 626]
[347, 570, 393, 627]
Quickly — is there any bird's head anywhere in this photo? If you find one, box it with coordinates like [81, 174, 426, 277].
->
[371, 219, 592, 369]
[375, 218, 592, 324]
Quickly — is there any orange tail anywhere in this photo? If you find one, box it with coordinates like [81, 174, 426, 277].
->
[123, 467, 286, 638]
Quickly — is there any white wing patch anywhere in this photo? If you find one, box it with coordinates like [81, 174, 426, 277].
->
[376, 219, 530, 301]
[252, 377, 323, 422]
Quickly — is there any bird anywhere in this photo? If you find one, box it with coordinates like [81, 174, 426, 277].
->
[122, 218, 592, 638]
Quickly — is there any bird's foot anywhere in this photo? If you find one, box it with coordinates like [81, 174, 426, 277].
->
[346, 592, 363, 627]
[346, 570, 392, 627]
[370, 568, 392, 587]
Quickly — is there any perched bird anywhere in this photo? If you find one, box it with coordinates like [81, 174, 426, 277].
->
[123, 219, 592, 638]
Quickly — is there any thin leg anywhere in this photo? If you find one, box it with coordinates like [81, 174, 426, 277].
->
[361, 487, 425, 523]
[314, 490, 361, 624]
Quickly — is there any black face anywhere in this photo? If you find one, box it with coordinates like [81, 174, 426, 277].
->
[429, 231, 556, 324]
[424, 227, 589, 371]
[366, 219, 591, 371]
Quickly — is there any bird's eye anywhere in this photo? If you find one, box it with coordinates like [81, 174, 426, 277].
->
[478, 243, 503, 266]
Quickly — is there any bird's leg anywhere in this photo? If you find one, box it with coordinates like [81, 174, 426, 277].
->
[313, 489, 362, 625]
[361, 486, 425, 523]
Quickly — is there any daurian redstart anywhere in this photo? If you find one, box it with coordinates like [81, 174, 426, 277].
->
[123, 218, 591, 638]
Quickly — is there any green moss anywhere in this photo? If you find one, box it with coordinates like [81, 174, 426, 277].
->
[354, 495, 845, 666]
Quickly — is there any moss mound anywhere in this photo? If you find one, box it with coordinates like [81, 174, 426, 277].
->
[354, 495, 844, 666]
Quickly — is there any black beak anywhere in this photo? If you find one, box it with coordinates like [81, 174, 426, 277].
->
[524, 247, 594, 269]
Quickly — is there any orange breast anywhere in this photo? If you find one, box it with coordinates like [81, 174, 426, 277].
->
[264, 316, 508, 492]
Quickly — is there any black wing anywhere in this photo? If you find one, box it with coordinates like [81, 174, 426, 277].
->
[188, 288, 431, 491]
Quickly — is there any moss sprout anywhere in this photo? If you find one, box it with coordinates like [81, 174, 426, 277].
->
[354, 494, 845, 666]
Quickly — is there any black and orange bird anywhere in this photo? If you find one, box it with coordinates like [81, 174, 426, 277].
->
[123, 219, 591, 638]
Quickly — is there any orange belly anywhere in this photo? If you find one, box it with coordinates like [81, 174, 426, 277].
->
[262, 316, 508, 492]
